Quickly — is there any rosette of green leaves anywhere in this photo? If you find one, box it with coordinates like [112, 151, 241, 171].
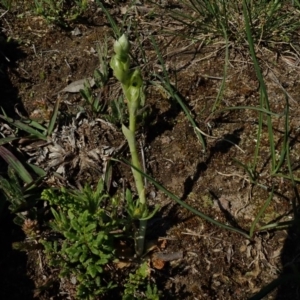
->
[125, 188, 159, 221]
[123, 261, 160, 300]
[41, 180, 123, 298]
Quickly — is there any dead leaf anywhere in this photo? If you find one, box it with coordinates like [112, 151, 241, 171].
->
[60, 78, 95, 93]
[115, 261, 131, 269]
[120, 5, 128, 14]
[151, 256, 165, 270]
[153, 251, 183, 262]
[158, 238, 167, 250]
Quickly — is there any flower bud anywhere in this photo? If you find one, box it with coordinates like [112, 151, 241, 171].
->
[126, 85, 140, 105]
[113, 34, 130, 59]
[129, 69, 142, 89]
[110, 55, 130, 85]
[125, 69, 143, 104]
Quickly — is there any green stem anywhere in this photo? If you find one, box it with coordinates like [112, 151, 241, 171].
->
[129, 108, 137, 138]
[135, 220, 147, 257]
[122, 125, 145, 205]
[110, 33, 147, 256]
[122, 115, 147, 256]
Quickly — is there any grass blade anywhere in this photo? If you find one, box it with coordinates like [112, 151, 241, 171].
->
[20, 119, 47, 132]
[150, 36, 206, 151]
[217, 106, 280, 117]
[27, 163, 47, 177]
[0, 137, 19, 146]
[232, 158, 257, 183]
[114, 158, 250, 239]
[47, 97, 60, 136]
[0, 146, 33, 184]
[253, 93, 263, 169]
[0, 114, 47, 140]
[249, 188, 274, 238]
[1, 107, 47, 132]
[286, 140, 300, 215]
[249, 274, 295, 300]
[212, 22, 229, 112]
[273, 95, 289, 174]
[242, 0, 276, 171]
[273, 173, 300, 183]
[257, 220, 294, 232]
[96, 0, 120, 38]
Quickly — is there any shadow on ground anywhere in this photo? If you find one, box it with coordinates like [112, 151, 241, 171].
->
[0, 29, 35, 300]
[0, 210, 35, 300]
[249, 214, 300, 300]
[0, 31, 27, 116]
[275, 218, 300, 299]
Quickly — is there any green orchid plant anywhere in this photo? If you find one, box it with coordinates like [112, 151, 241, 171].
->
[110, 34, 158, 257]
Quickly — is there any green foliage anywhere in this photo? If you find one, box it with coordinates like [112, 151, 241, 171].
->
[0, 145, 34, 183]
[95, 41, 109, 87]
[80, 79, 107, 114]
[123, 262, 160, 300]
[41, 179, 124, 299]
[0, 113, 47, 140]
[125, 188, 159, 221]
[0, 0, 13, 9]
[34, 0, 88, 26]
[42, 179, 115, 215]
[81, 90, 127, 126]
[171, 0, 300, 45]
[109, 95, 127, 125]
[41, 179, 161, 298]
[0, 97, 60, 139]
[0, 166, 41, 225]
[79, 38, 128, 125]
[80, 41, 110, 114]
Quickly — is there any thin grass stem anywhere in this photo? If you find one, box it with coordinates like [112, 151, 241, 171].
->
[249, 188, 274, 238]
[115, 158, 251, 239]
[243, 0, 276, 171]
[212, 23, 228, 112]
[150, 37, 206, 151]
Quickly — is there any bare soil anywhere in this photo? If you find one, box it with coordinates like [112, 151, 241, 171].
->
[1, 1, 300, 299]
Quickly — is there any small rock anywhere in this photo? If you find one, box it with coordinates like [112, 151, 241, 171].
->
[71, 27, 81, 36]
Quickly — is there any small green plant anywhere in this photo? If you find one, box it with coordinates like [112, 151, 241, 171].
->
[80, 41, 110, 114]
[80, 80, 105, 114]
[34, 0, 88, 26]
[109, 95, 127, 125]
[41, 179, 123, 299]
[95, 40, 109, 87]
[0, 165, 42, 225]
[41, 177, 162, 298]
[123, 262, 160, 300]
[0, 97, 60, 139]
[110, 34, 159, 257]
[0, 142, 46, 225]
[0, 101, 58, 224]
